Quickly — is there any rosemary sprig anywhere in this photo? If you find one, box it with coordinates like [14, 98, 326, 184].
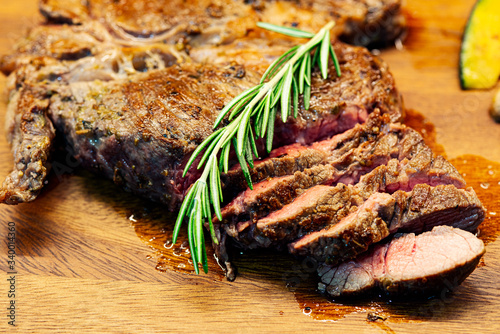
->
[172, 21, 341, 273]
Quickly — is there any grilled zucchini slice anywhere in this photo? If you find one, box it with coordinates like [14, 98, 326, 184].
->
[460, 0, 500, 90]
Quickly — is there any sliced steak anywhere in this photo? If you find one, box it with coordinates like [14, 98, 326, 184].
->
[1, 0, 486, 299]
[290, 184, 485, 264]
[255, 158, 466, 250]
[389, 184, 485, 234]
[288, 192, 395, 263]
[219, 115, 387, 214]
[350, 156, 467, 205]
[234, 184, 354, 249]
[317, 226, 485, 297]
[213, 121, 473, 278]
[219, 164, 338, 226]
[220, 144, 330, 202]
[217, 128, 466, 249]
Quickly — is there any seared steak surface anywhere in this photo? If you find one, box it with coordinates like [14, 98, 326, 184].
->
[1, 33, 403, 206]
[0, 0, 405, 205]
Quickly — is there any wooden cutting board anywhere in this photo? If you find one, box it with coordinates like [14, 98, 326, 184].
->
[1, 0, 499, 332]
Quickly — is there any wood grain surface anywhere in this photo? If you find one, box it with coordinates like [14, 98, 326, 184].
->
[1, 0, 500, 333]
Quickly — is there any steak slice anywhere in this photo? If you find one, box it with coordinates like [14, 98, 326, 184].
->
[260, 187, 392, 247]
[235, 184, 354, 249]
[317, 226, 485, 297]
[350, 156, 467, 205]
[289, 184, 485, 263]
[389, 184, 485, 234]
[220, 144, 329, 202]
[288, 192, 393, 263]
[219, 164, 338, 226]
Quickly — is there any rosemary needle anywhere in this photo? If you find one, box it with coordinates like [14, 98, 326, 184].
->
[173, 21, 341, 274]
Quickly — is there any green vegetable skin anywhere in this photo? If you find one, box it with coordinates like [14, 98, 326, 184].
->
[460, 0, 500, 89]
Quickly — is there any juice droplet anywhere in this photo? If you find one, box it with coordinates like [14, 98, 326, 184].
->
[129, 205, 223, 277]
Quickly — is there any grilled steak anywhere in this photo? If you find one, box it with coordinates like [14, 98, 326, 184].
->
[219, 165, 338, 227]
[317, 226, 485, 297]
[212, 114, 484, 282]
[219, 112, 421, 198]
[208, 99, 485, 283]
[0, 0, 406, 205]
[231, 161, 470, 254]
[235, 184, 354, 249]
[213, 119, 471, 265]
[0, 37, 403, 206]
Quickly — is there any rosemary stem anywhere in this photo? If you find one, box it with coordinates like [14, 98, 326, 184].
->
[235, 21, 335, 155]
